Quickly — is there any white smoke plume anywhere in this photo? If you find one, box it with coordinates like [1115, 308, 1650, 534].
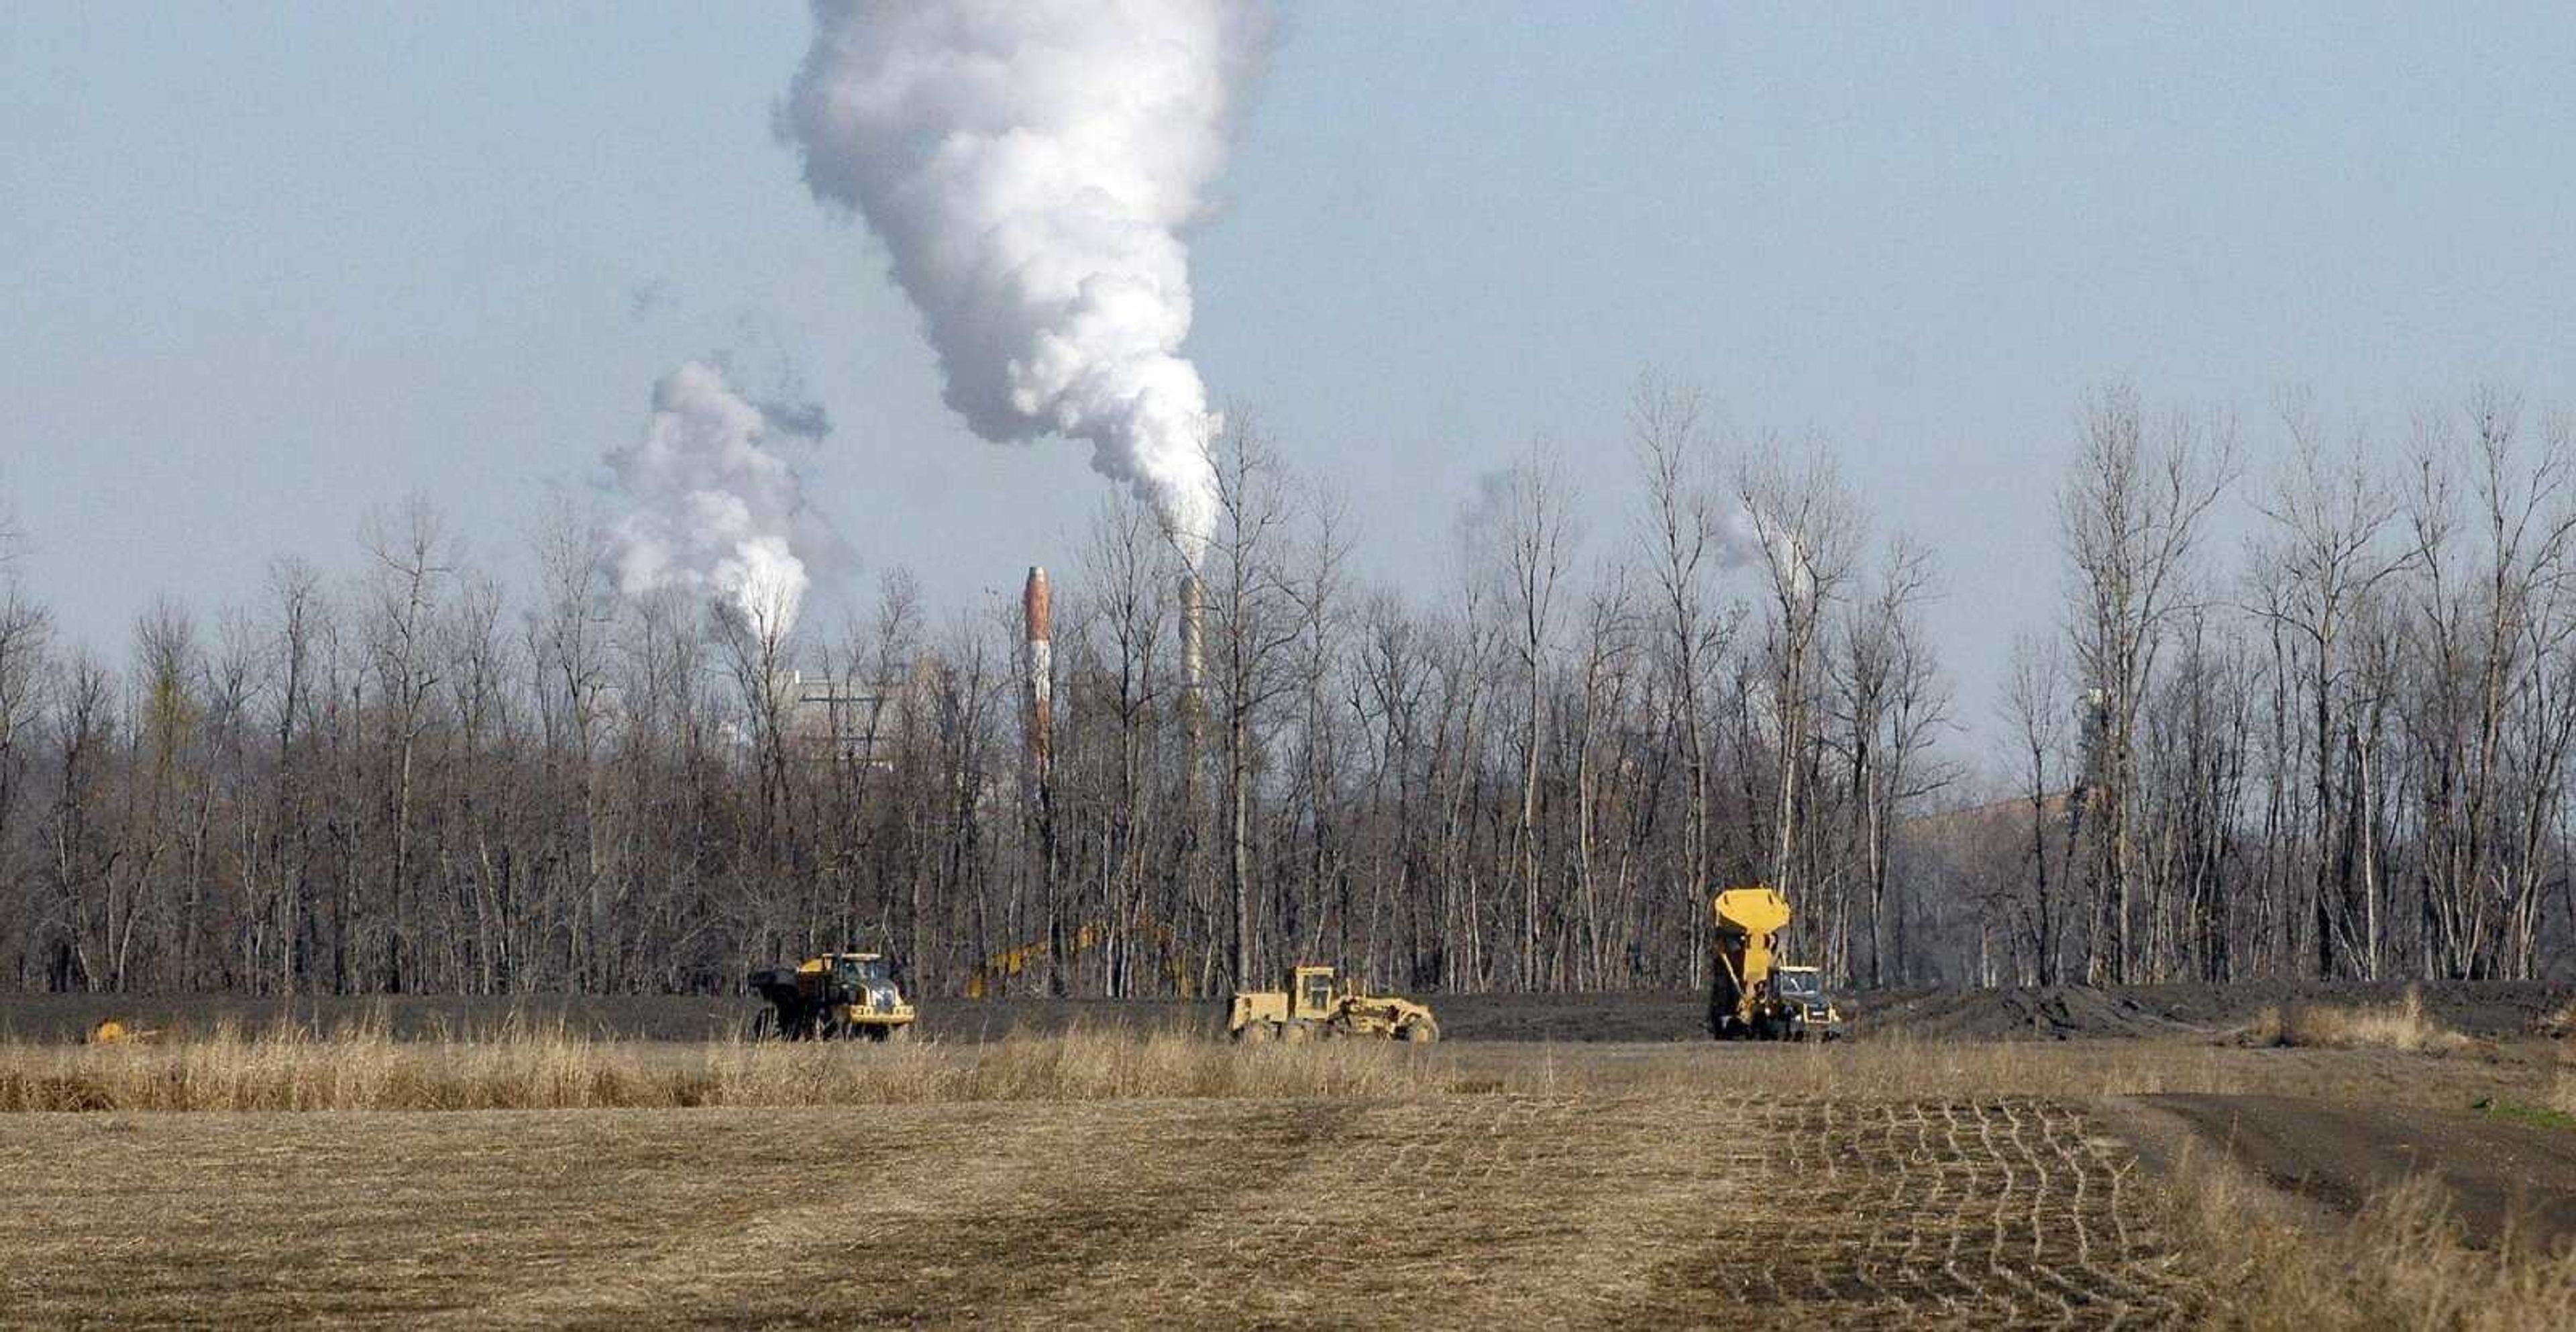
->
[780, 0, 1269, 564]
[604, 361, 822, 640]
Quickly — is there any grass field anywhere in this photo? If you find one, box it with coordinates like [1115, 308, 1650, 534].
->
[3, 1005, 2573, 1328]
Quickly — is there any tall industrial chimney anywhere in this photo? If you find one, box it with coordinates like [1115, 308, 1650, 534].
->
[1177, 572, 1205, 703]
[1023, 566, 1053, 782]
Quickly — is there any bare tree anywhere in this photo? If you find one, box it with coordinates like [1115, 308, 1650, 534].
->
[1077, 499, 1173, 995]
[1499, 442, 1576, 989]
[1201, 419, 1306, 987]
[2057, 386, 2239, 982]
[1631, 371, 1727, 985]
[1738, 438, 1863, 920]
[2247, 395, 2409, 977]
[361, 495, 453, 991]
[1568, 562, 1638, 988]
[1998, 633, 2071, 983]
[1833, 533, 1953, 985]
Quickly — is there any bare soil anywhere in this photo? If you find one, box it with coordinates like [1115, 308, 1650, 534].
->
[0, 1092, 2202, 1328]
[2142, 1092, 2576, 1252]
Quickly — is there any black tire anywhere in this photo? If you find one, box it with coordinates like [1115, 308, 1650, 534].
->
[750, 1007, 779, 1041]
[1401, 1019, 1437, 1045]
[1279, 1020, 1311, 1045]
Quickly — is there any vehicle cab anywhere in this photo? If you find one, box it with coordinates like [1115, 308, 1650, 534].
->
[803, 952, 915, 1025]
[1772, 966, 1845, 1040]
[1293, 965, 1339, 1020]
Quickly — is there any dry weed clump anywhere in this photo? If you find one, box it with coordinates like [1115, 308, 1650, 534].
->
[2250, 986, 2471, 1054]
[0, 1014, 674, 1113]
[0, 1021, 1459, 1113]
[2538, 999, 2576, 1039]
[2164, 1146, 2576, 1330]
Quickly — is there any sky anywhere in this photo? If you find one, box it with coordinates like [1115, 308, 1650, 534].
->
[4, 2, 2572, 756]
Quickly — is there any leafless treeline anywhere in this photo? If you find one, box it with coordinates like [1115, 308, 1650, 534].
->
[1982, 385, 2576, 985]
[1, 378, 2570, 997]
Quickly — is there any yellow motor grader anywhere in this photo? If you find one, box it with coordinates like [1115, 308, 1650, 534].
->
[1708, 886, 1845, 1041]
[1228, 964, 1440, 1044]
[749, 952, 917, 1041]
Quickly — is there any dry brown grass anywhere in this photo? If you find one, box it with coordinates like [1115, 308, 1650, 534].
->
[2539, 998, 2576, 1039]
[0, 1017, 1460, 1113]
[2242, 986, 2473, 1054]
[3, 1017, 2557, 1115]
[2161, 1141, 2576, 1330]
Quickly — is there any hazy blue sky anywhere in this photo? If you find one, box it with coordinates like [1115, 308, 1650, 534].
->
[5, 3, 2571, 751]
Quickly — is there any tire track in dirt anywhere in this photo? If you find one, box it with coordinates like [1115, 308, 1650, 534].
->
[1627, 1098, 2203, 1328]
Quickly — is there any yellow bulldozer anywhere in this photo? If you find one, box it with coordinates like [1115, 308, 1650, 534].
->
[1228, 964, 1440, 1043]
[1708, 886, 1845, 1041]
[749, 952, 918, 1041]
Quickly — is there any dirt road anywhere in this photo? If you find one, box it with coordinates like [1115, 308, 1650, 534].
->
[2145, 1093, 2576, 1251]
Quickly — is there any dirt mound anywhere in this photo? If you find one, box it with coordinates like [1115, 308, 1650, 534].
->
[1855, 980, 2576, 1043]
[1854, 985, 2208, 1041]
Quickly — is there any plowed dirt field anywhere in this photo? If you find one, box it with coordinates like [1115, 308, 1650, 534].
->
[0, 1093, 2203, 1328]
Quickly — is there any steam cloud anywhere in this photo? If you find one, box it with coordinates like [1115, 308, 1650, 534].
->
[780, 0, 1268, 562]
[604, 361, 826, 639]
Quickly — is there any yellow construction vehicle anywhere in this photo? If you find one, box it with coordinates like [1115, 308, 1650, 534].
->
[1228, 964, 1440, 1043]
[749, 952, 918, 1041]
[1708, 886, 1845, 1041]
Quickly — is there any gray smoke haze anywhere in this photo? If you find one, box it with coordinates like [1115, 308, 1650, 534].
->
[780, 0, 1269, 564]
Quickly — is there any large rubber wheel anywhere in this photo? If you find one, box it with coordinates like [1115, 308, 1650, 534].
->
[1234, 1021, 1271, 1044]
[749, 1008, 778, 1041]
[1279, 1021, 1311, 1045]
[1401, 1019, 1438, 1045]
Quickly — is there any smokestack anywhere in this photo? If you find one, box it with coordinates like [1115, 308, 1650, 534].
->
[1177, 569, 1206, 815]
[1024, 566, 1054, 782]
[1177, 571, 1206, 700]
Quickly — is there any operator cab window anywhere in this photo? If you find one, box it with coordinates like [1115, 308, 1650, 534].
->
[1302, 976, 1332, 1010]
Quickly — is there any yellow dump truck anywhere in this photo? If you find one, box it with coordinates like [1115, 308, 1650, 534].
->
[749, 952, 918, 1041]
[1709, 886, 1844, 1041]
[1229, 964, 1439, 1043]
